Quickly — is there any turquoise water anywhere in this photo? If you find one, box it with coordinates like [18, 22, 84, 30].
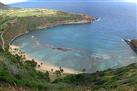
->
[12, 2, 137, 72]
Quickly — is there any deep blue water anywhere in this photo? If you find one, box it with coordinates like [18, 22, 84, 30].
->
[12, 2, 137, 72]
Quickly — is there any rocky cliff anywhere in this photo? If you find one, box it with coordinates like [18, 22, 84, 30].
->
[124, 39, 137, 54]
[0, 2, 8, 9]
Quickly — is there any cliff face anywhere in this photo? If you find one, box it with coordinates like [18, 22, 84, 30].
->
[128, 40, 137, 53]
[0, 2, 8, 9]
[0, 9, 96, 49]
[125, 39, 137, 54]
[130, 40, 137, 47]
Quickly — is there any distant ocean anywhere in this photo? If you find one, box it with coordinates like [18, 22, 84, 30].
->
[11, 2, 137, 72]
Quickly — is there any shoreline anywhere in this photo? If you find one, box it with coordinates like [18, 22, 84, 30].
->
[0, 8, 97, 49]
[9, 45, 80, 74]
[9, 20, 94, 45]
[7, 14, 97, 74]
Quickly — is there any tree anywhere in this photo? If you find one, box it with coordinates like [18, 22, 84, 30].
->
[59, 66, 64, 73]
[55, 70, 61, 78]
[82, 68, 86, 73]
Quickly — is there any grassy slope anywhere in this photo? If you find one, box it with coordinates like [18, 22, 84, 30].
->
[0, 46, 137, 91]
[0, 47, 51, 91]
[55, 63, 137, 91]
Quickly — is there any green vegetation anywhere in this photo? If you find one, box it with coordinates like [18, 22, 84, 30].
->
[55, 63, 137, 91]
[0, 5, 137, 91]
[0, 46, 50, 91]
[0, 46, 137, 91]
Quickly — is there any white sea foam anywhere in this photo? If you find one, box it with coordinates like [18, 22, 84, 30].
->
[31, 35, 35, 38]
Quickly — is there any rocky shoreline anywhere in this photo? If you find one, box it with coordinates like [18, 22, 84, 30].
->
[124, 39, 137, 54]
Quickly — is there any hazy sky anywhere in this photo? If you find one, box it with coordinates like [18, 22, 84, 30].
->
[0, 0, 136, 4]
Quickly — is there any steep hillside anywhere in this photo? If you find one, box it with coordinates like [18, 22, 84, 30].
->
[125, 39, 137, 54]
[0, 2, 8, 9]
[55, 63, 137, 91]
[0, 47, 50, 91]
[0, 46, 137, 91]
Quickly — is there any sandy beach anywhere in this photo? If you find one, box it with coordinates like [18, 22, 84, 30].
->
[9, 45, 80, 74]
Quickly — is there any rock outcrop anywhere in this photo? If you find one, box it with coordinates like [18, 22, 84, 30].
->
[124, 39, 137, 54]
[0, 2, 8, 9]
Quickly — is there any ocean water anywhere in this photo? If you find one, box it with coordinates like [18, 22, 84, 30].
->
[12, 2, 137, 72]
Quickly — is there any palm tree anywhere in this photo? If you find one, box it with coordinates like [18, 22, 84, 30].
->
[59, 66, 64, 73]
